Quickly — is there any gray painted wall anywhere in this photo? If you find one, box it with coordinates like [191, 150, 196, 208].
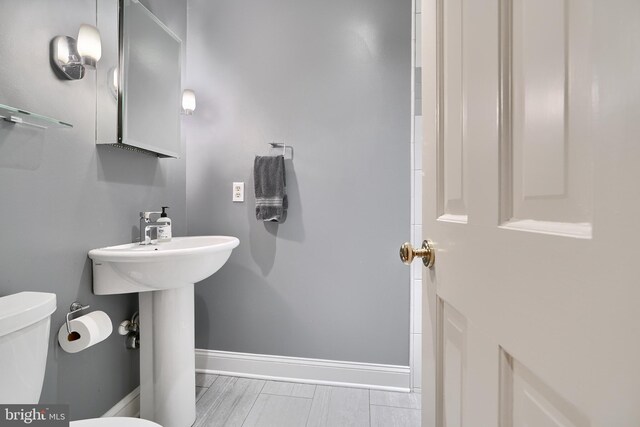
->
[186, 0, 411, 365]
[0, 0, 186, 419]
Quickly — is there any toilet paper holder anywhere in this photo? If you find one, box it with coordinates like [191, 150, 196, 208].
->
[66, 301, 90, 334]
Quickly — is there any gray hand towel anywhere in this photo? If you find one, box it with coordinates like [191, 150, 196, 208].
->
[254, 155, 288, 222]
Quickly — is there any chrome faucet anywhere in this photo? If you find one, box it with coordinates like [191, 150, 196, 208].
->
[139, 211, 163, 245]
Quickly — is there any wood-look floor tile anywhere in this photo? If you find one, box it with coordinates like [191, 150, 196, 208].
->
[262, 381, 316, 399]
[369, 390, 421, 409]
[194, 376, 237, 426]
[370, 405, 420, 427]
[306, 386, 369, 427]
[197, 377, 265, 427]
[196, 373, 218, 388]
[196, 386, 207, 402]
[243, 394, 313, 427]
[192, 376, 422, 427]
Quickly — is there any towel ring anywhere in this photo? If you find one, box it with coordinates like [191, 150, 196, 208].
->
[268, 142, 294, 160]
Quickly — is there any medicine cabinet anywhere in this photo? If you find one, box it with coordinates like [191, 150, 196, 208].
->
[97, 0, 182, 158]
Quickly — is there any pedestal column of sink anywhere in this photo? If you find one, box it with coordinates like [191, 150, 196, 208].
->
[139, 284, 196, 427]
[88, 236, 239, 426]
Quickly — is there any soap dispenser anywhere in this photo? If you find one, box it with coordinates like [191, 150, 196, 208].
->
[157, 206, 172, 242]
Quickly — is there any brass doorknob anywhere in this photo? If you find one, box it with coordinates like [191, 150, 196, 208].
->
[400, 240, 435, 268]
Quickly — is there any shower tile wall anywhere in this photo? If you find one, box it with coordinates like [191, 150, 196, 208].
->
[410, 0, 423, 392]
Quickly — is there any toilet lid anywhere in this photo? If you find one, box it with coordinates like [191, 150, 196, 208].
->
[70, 417, 162, 427]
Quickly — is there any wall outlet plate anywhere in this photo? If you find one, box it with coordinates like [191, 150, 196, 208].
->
[233, 182, 244, 202]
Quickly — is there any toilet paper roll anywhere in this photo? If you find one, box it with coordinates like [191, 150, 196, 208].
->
[58, 311, 113, 353]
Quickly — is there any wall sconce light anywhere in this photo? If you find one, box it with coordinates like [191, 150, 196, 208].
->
[181, 89, 196, 115]
[51, 24, 102, 80]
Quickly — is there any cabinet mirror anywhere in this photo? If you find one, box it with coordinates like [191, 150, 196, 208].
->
[97, 0, 182, 158]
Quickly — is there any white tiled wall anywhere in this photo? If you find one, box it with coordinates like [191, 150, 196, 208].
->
[410, 0, 423, 392]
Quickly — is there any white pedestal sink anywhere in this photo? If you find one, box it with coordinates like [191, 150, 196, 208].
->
[88, 236, 239, 427]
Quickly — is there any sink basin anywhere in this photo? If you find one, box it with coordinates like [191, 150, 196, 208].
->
[88, 235, 239, 427]
[89, 236, 239, 294]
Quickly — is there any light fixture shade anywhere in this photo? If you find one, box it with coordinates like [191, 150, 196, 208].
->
[182, 89, 196, 114]
[77, 24, 102, 65]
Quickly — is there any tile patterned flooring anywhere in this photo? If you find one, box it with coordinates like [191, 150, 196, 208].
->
[194, 374, 421, 427]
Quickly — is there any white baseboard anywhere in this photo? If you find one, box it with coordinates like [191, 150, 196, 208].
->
[103, 350, 410, 418]
[102, 386, 140, 418]
[195, 349, 411, 392]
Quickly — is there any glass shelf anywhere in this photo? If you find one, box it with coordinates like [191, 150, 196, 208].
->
[0, 103, 73, 129]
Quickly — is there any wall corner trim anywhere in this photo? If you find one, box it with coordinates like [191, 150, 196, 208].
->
[195, 349, 411, 392]
[102, 386, 140, 418]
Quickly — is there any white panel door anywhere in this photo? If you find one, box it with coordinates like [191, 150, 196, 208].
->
[419, 0, 640, 426]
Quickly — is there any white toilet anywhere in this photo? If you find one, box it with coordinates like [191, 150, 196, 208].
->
[0, 292, 161, 427]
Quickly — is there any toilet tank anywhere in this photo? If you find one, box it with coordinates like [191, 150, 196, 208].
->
[0, 292, 56, 404]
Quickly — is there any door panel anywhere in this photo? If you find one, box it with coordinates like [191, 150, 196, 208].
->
[421, 0, 640, 426]
[438, 0, 467, 222]
[500, 350, 589, 427]
[440, 301, 466, 427]
[504, 0, 594, 237]
[513, 0, 567, 201]
[439, 0, 467, 221]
